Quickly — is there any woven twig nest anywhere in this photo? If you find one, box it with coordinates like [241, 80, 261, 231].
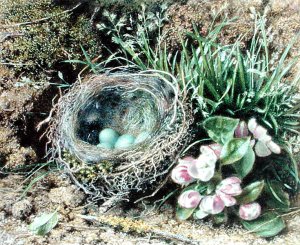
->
[47, 72, 192, 201]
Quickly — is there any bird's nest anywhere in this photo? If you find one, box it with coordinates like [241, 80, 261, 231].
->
[46, 72, 193, 202]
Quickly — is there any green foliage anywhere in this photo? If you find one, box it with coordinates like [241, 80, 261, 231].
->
[233, 146, 255, 179]
[236, 181, 265, 204]
[241, 212, 285, 238]
[220, 138, 250, 165]
[203, 116, 239, 144]
[105, 8, 300, 140]
[29, 210, 59, 236]
[176, 206, 196, 221]
[2, 0, 101, 77]
[265, 180, 290, 212]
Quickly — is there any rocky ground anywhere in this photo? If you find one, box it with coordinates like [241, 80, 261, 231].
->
[1, 0, 300, 244]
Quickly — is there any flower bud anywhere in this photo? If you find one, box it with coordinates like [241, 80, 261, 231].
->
[171, 157, 195, 185]
[216, 192, 236, 207]
[200, 195, 225, 214]
[235, 121, 249, 138]
[239, 202, 261, 221]
[216, 177, 242, 196]
[178, 190, 202, 209]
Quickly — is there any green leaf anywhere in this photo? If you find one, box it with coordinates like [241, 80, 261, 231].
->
[203, 116, 239, 144]
[29, 211, 59, 236]
[236, 181, 265, 204]
[212, 212, 228, 225]
[176, 206, 196, 221]
[241, 212, 285, 237]
[182, 183, 208, 194]
[265, 180, 290, 212]
[233, 146, 255, 178]
[220, 137, 250, 165]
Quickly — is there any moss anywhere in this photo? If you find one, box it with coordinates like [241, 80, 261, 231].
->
[63, 150, 113, 183]
[2, 0, 102, 78]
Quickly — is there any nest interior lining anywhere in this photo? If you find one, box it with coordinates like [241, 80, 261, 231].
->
[76, 87, 160, 146]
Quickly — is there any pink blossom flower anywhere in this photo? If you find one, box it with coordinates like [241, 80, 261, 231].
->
[171, 157, 195, 185]
[216, 177, 242, 207]
[216, 192, 237, 207]
[235, 121, 249, 138]
[248, 118, 281, 157]
[187, 150, 217, 182]
[200, 195, 225, 215]
[239, 202, 261, 221]
[178, 190, 202, 209]
[216, 177, 243, 196]
[200, 143, 223, 159]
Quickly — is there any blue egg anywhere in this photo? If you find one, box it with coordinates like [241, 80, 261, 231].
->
[134, 131, 151, 144]
[99, 128, 119, 145]
[115, 134, 136, 149]
[97, 142, 114, 150]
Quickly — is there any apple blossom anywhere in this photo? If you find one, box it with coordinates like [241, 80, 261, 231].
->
[239, 202, 261, 221]
[171, 157, 195, 185]
[178, 190, 202, 209]
[200, 143, 223, 159]
[247, 118, 281, 157]
[216, 177, 242, 196]
[200, 195, 225, 215]
[187, 150, 217, 182]
[235, 121, 249, 138]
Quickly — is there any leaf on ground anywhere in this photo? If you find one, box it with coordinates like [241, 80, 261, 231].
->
[29, 210, 59, 236]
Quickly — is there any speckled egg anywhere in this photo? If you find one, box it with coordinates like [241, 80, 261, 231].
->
[115, 134, 136, 149]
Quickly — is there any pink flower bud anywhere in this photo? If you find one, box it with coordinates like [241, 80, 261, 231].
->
[216, 177, 242, 196]
[235, 121, 249, 138]
[239, 202, 261, 221]
[216, 192, 236, 207]
[200, 143, 223, 159]
[178, 190, 202, 209]
[171, 157, 195, 185]
[200, 195, 225, 214]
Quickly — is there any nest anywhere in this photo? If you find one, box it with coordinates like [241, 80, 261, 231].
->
[47, 72, 192, 202]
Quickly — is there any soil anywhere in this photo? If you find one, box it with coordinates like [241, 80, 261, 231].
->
[1, 0, 300, 244]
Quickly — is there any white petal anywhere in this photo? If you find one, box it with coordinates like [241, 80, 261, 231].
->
[187, 165, 215, 182]
[248, 118, 257, 133]
[267, 141, 281, 154]
[194, 209, 209, 219]
[197, 153, 217, 168]
[253, 125, 268, 140]
[255, 140, 272, 157]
